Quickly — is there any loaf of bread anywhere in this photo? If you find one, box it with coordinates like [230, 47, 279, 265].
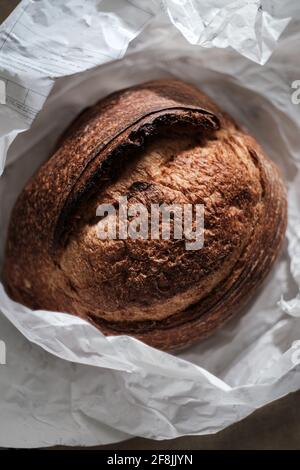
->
[3, 80, 287, 350]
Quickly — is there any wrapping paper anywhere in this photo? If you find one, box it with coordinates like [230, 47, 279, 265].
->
[0, 0, 300, 448]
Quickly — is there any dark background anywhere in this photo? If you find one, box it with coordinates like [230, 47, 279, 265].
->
[0, 0, 299, 450]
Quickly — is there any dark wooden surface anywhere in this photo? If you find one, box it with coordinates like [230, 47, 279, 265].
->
[0, 0, 299, 450]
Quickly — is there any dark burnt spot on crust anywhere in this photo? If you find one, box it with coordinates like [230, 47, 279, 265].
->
[248, 147, 267, 199]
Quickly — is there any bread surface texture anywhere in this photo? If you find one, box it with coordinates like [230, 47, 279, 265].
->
[3, 80, 287, 350]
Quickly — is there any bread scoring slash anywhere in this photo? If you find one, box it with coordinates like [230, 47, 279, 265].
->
[3, 80, 287, 351]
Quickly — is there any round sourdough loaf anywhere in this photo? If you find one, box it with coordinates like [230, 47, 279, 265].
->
[3, 80, 287, 350]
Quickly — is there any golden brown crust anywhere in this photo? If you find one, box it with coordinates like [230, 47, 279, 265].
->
[3, 80, 287, 351]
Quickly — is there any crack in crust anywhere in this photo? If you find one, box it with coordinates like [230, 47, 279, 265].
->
[3, 80, 287, 351]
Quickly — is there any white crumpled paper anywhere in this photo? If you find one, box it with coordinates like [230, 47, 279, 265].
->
[1, 0, 300, 448]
